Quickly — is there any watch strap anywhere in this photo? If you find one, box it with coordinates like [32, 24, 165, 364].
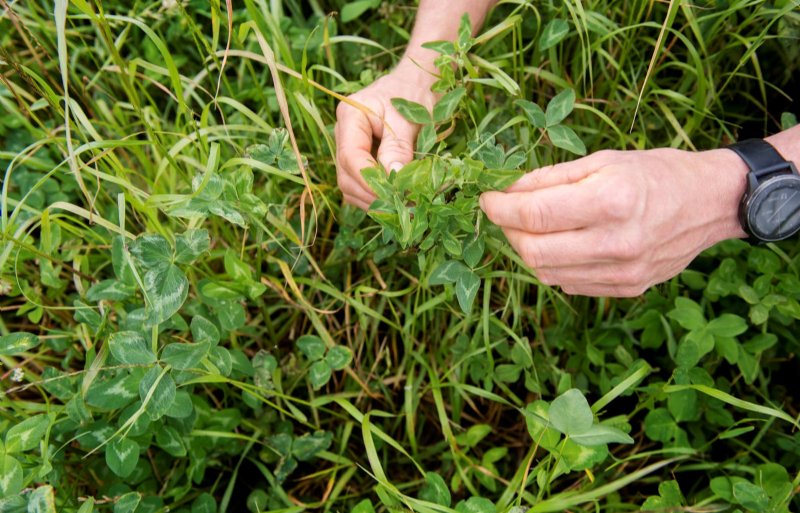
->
[728, 138, 792, 178]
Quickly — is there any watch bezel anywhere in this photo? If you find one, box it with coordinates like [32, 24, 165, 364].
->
[745, 171, 800, 242]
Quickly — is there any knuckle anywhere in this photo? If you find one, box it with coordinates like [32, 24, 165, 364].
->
[537, 270, 556, 286]
[615, 263, 648, 287]
[599, 232, 644, 261]
[520, 240, 546, 269]
[599, 178, 639, 220]
[522, 201, 549, 232]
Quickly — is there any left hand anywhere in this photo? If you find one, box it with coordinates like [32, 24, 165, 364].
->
[479, 148, 749, 297]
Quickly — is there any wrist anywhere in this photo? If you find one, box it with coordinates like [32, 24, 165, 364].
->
[394, 53, 440, 90]
[697, 148, 749, 242]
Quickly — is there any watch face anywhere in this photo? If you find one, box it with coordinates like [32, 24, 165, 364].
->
[748, 175, 800, 241]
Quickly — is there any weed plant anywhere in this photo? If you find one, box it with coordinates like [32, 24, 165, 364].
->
[1, 1, 799, 512]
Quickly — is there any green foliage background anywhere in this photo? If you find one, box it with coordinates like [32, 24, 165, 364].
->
[1, 1, 799, 512]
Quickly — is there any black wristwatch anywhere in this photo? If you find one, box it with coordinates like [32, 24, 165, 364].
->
[728, 138, 800, 243]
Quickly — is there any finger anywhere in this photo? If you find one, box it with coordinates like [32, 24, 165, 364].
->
[506, 150, 618, 193]
[561, 283, 648, 298]
[376, 111, 419, 172]
[335, 100, 380, 190]
[338, 167, 376, 206]
[481, 181, 607, 233]
[502, 227, 609, 269]
[536, 262, 648, 288]
[343, 193, 372, 211]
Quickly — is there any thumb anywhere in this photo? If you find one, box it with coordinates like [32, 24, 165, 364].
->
[505, 151, 611, 193]
[376, 112, 419, 172]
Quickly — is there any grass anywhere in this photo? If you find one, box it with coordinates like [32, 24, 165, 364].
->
[1, 0, 799, 512]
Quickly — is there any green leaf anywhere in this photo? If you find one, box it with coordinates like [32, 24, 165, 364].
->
[191, 315, 220, 346]
[707, 314, 748, 337]
[668, 297, 706, 330]
[455, 497, 496, 513]
[351, 499, 376, 513]
[112, 235, 135, 285]
[27, 485, 57, 513]
[463, 236, 485, 268]
[175, 229, 210, 264]
[644, 408, 678, 442]
[549, 388, 594, 436]
[77, 497, 95, 513]
[106, 438, 139, 478]
[340, 0, 380, 22]
[455, 269, 481, 313]
[675, 328, 714, 368]
[109, 331, 156, 365]
[85, 371, 141, 410]
[515, 99, 546, 128]
[0, 455, 23, 496]
[416, 123, 437, 154]
[433, 87, 466, 123]
[292, 430, 333, 461]
[0, 332, 40, 355]
[139, 365, 177, 421]
[142, 264, 188, 327]
[129, 234, 172, 271]
[539, 18, 570, 50]
[86, 279, 136, 302]
[419, 471, 451, 507]
[570, 424, 634, 446]
[545, 89, 576, 127]
[5, 413, 51, 453]
[429, 260, 470, 285]
[156, 425, 187, 457]
[547, 125, 586, 155]
[560, 438, 608, 471]
[191, 493, 217, 513]
[297, 335, 326, 361]
[223, 249, 251, 281]
[391, 97, 431, 124]
[326, 345, 353, 370]
[732, 481, 769, 511]
[114, 492, 141, 513]
[361, 166, 395, 202]
[161, 342, 210, 370]
[309, 360, 332, 390]
[667, 388, 699, 422]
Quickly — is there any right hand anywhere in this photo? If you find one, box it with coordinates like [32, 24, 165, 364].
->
[334, 60, 437, 209]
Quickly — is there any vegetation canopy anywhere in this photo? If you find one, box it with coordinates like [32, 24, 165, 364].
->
[1, 1, 799, 512]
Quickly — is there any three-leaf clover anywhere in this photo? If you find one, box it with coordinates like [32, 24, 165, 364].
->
[296, 335, 353, 390]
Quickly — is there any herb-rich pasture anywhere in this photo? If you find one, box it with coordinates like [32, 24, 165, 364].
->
[1, 1, 799, 512]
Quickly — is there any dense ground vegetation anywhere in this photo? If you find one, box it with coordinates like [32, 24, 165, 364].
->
[1, 0, 799, 512]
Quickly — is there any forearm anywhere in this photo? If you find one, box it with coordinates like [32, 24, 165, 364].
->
[398, 0, 497, 79]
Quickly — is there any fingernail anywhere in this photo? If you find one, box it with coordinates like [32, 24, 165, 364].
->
[479, 195, 487, 212]
[390, 161, 403, 172]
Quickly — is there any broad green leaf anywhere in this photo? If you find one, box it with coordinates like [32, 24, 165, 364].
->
[112, 235, 135, 284]
[429, 260, 470, 285]
[391, 98, 431, 124]
[539, 19, 570, 50]
[495, 363, 522, 383]
[743, 333, 777, 353]
[0, 455, 23, 496]
[757, 463, 790, 496]
[175, 229, 210, 264]
[675, 328, 714, 368]
[73, 300, 102, 331]
[129, 234, 172, 271]
[85, 371, 141, 410]
[309, 360, 332, 390]
[209, 346, 233, 376]
[416, 123, 437, 154]
[297, 335, 326, 361]
[463, 236, 485, 268]
[114, 492, 141, 513]
[191, 493, 217, 513]
[161, 342, 210, 370]
[109, 331, 156, 365]
[515, 99, 546, 128]
[293, 430, 333, 461]
[547, 125, 586, 155]
[351, 499, 376, 513]
[455, 269, 481, 313]
[642, 480, 684, 510]
[715, 336, 739, 364]
[570, 424, 634, 446]
[455, 496, 496, 513]
[143, 264, 188, 327]
[643, 408, 678, 442]
[667, 388, 699, 422]
[27, 485, 56, 513]
[545, 89, 576, 127]
[341, 0, 380, 22]
[560, 438, 608, 471]
[223, 249, 251, 281]
[707, 314, 748, 337]
[77, 497, 95, 513]
[106, 438, 139, 478]
[5, 413, 50, 453]
[668, 297, 706, 330]
[86, 279, 136, 302]
[156, 425, 187, 457]
[165, 390, 194, 419]
[0, 332, 40, 355]
[361, 166, 395, 202]
[419, 471, 451, 507]
[326, 345, 353, 370]
[139, 365, 177, 421]
[731, 481, 769, 511]
[433, 87, 466, 123]
[191, 315, 220, 346]
[549, 388, 594, 436]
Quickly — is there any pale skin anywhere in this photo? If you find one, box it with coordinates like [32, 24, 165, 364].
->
[335, 1, 800, 297]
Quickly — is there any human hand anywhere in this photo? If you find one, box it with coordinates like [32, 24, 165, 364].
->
[479, 148, 750, 297]
[335, 60, 437, 209]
